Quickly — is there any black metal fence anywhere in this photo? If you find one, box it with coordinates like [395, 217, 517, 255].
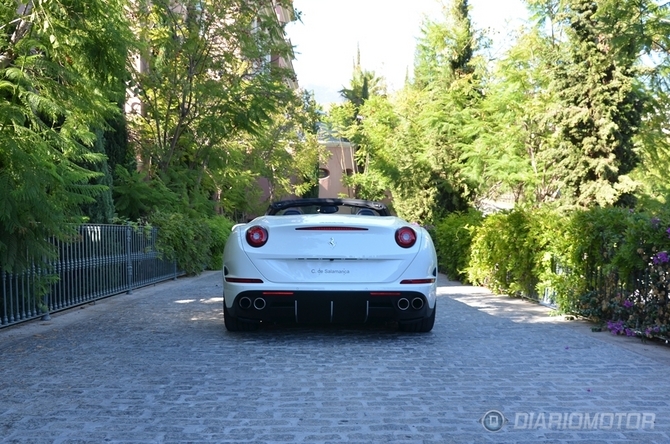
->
[1, 224, 180, 329]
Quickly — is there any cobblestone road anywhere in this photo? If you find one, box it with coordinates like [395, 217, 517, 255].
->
[2, 272, 670, 443]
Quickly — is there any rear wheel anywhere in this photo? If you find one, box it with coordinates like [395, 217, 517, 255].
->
[398, 305, 436, 333]
[224, 301, 259, 332]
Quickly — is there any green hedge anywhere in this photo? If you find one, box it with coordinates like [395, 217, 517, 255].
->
[433, 206, 670, 338]
[149, 212, 235, 275]
[432, 209, 482, 283]
[206, 216, 236, 270]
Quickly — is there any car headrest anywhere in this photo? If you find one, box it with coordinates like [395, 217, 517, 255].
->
[357, 209, 376, 216]
[318, 205, 338, 214]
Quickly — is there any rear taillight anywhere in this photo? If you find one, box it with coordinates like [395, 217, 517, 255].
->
[225, 277, 264, 283]
[395, 227, 417, 248]
[400, 278, 435, 284]
[246, 225, 268, 247]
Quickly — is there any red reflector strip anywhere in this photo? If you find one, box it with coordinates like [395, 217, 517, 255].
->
[295, 227, 368, 231]
[370, 292, 401, 296]
[225, 277, 264, 283]
[262, 291, 294, 296]
[400, 279, 436, 284]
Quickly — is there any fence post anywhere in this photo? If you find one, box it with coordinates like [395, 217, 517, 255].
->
[126, 225, 133, 294]
[39, 263, 51, 321]
[173, 252, 178, 281]
[1, 271, 7, 325]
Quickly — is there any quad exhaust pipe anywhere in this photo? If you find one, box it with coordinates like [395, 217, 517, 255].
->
[397, 297, 425, 311]
[253, 297, 266, 310]
[238, 296, 266, 310]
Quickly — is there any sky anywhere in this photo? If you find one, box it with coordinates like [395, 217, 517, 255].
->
[286, 0, 529, 105]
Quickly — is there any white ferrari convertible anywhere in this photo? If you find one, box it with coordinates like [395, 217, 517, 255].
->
[222, 198, 437, 332]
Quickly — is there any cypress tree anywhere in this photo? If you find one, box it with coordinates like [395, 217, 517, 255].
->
[551, 0, 642, 207]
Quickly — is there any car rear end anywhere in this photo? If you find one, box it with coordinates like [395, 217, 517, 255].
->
[223, 214, 437, 330]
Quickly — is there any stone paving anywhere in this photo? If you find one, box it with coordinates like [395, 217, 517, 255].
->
[1, 271, 670, 443]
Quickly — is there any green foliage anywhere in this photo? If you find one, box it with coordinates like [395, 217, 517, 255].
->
[467, 209, 543, 297]
[127, 0, 303, 218]
[206, 216, 236, 270]
[149, 212, 212, 276]
[561, 207, 670, 322]
[0, 0, 133, 272]
[326, 1, 478, 223]
[348, 0, 670, 212]
[432, 209, 483, 282]
[547, 0, 643, 207]
[424, 4, 480, 209]
[326, 66, 396, 206]
[113, 166, 178, 221]
[457, 28, 560, 206]
[242, 91, 326, 206]
[339, 48, 386, 109]
[406, 0, 480, 217]
[414, 0, 474, 87]
[432, 205, 670, 335]
[81, 128, 115, 224]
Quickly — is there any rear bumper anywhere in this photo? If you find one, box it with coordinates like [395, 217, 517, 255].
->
[226, 291, 433, 325]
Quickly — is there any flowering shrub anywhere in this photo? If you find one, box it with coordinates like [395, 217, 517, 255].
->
[606, 319, 635, 337]
[593, 216, 670, 339]
[653, 251, 669, 265]
[645, 325, 661, 338]
[432, 205, 670, 340]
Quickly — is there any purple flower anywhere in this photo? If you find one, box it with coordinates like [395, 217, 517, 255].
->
[623, 300, 634, 309]
[607, 320, 626, 335]
[666, 227, 670, 238]
[645, 327, 660, 337]
[653, 251, 669, 265]
[651, 217, 661, 228]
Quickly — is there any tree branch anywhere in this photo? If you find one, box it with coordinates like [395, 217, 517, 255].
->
[0, 2, 34, 69]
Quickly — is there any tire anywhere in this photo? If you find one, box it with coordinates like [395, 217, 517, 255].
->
[398, 305, 436, 333]
[224, 301, 259, 332]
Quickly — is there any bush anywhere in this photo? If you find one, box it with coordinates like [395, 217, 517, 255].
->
[431, 205, 670, 339]
[565, 208, 670, 334]
[466, 209, 541, 298]
[432, 209, 482, 282]
[206, 216, 236, 270]
[149, 212, 212, 275]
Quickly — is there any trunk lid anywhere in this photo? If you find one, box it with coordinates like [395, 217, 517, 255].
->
[240, 215, 421, 284]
